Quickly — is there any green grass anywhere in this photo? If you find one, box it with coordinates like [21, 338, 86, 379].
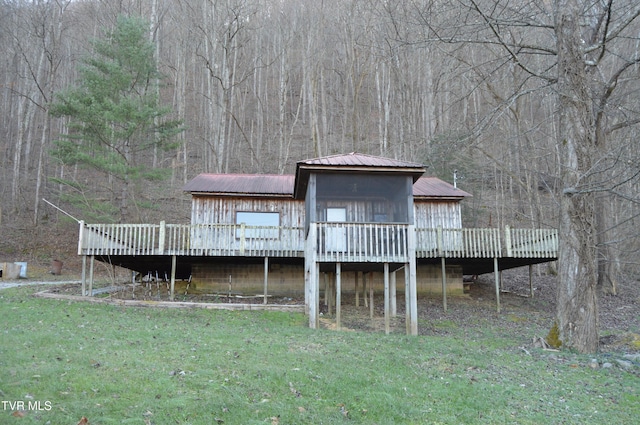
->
[1, 285, 638, 424]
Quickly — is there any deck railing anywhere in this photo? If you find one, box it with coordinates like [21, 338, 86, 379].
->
[78, 221, 557, 260]
[189, 223, 304, 257]
[315, 222, 409, 263]
[506, 227, 558, 258]
[415, 226, 557, 259]
[78, 221, 304, 257]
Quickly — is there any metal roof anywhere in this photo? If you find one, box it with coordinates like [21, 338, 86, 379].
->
[183, 172, 470, 200]
[294, 152, 426, 199]
[413, 177, 471, 200]
[298, 152, 425, 169]
[182, 174, 295, 197]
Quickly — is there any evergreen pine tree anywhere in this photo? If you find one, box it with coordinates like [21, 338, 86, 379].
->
[50, 15, 183, 222]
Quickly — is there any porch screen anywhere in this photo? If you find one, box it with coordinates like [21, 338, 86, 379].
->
[316, 174, 410, 223]
[236, 212, 280, 238]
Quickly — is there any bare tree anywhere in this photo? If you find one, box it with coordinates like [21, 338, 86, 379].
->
[395, 0, 640, 352]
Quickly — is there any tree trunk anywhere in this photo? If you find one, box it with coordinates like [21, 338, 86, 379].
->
[554, 0, 599, 353]
[596, 198, 620, 295]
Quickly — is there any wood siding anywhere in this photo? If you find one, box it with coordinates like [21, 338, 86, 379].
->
[191, 196, 304, 228]
[414, 201, 462, 229]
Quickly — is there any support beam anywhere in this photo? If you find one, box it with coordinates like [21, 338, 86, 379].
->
[170, 255, 177, 301]
[441, 257, 447, 312]
[390, 270, 397, 317]
[529, 264, 533, 298]
[405, 262, 411, 335]
[81, 255, 87, 296]
[88, 255, 95, 297]
[494, 257, 501, 313]
[306, 224, 318, 329]
[325, 273, 332, 316]
[336, 263, 341, 331]
[263, 257, 269, 304]
[408, 226, 418, 335]
[369, 272, 374, 319]
[308, 262, 318, 329]
[384, 263, 390, 334]
[315, 263, 320, 328]
[355, 271, 360, 307]
[363, 272, 368, 308]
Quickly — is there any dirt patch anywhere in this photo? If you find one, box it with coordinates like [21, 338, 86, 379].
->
[27, 267, 640, 352]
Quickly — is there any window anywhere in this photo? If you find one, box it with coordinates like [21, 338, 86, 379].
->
[236, 212, 280, 239]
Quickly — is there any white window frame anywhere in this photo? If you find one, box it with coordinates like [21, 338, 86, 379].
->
[235, 211, 280, 239]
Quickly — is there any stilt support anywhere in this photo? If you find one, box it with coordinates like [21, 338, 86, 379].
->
[336, 263, 341, 331]
[369, 272, 374, 319]
[263, 257, 269, 304]
[384, 263, 390, 334]
[81, 255, 87, 296]
[405, 263, 411, 335]
[441, 257, 447, 312]
[170, 255, 177, 301]
[355, 272, 360, 307]
[529, 264, 533, 298]
[390, 270, 397, 317]
[494, 257, 501, 313]
[88, 255, 95, 297]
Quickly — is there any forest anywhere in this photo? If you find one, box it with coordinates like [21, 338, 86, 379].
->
[1, 0, 640, 353]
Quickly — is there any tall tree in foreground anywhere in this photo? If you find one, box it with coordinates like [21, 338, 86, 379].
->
[399, 0, 640, 352]
[50, 15, 182, 222]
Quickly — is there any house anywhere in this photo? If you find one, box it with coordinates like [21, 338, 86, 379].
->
[77, 153, 558, 335]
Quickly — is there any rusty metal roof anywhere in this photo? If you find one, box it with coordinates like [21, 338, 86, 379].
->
[183, 174, 295, 197]
[298, 152, 425, 169]
[184, 172, 470, 200]
[294, 152, 427, 198]
[413, 177, 471, 200]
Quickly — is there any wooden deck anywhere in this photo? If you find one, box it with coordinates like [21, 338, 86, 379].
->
[78, 221, 557, 264]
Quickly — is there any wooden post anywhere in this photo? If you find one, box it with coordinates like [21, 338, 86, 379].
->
[369, 272, 374, 319]
[81, 255, 87, 296]
[355, 271, 360, 307]
[441, 257, 447, 312]
[263, 257, 269, 304]
[363, 272, 368, 308]
[88, 255, 95, 297]
[307, 265, 317, 328]
[405, 262, 411, 335]
[158, 220, 166, 255]
[505, 225, 512, 257]
[77, 220, 85, 256]
[306, 224, 318, 329]
[529, 264, 534, 298]
[384, 263, 390, 334]
[170, 255, 177, 301]
[239, 223, 246, 255]
[336, 262, 341, 331]
[315, 263, 320, 328]
[436, 226, 444, 257]
[326, 273, 332, 316]
[408, 225, 418, 335]
[494, 257, 501, 313]
[390, 270, 397, 317]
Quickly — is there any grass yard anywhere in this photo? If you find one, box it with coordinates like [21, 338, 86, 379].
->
[1, 284, 639, 424]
